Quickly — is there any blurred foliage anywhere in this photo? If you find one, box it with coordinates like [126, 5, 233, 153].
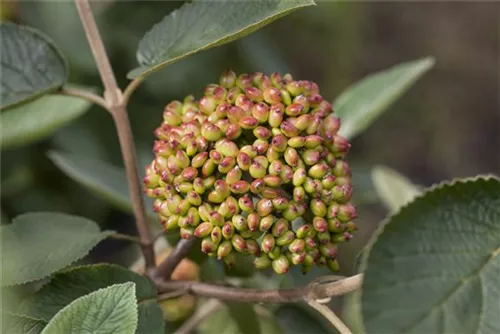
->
[1, 1, 498, 330]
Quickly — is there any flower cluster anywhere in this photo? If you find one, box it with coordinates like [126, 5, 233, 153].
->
[144, 71, 357, 274]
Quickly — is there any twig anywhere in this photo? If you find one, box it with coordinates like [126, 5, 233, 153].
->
[75, 0, 155, 271]
[123, 76, 145, 106]
[109, 233, 144, 245]
[174, 299, 222, 334]
[57, 87, 108, 110]
[307, 300, 352, 334]
[154, 274, 363, 303]
[153, 238, 197, 280]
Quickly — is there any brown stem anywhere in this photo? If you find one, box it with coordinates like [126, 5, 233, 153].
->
[57, 87, 108, 110]
[75, 0, 155, 271]
[109, 233, 144, 245]
[154, 274, 363, 303]
[153, 238, 197, 280]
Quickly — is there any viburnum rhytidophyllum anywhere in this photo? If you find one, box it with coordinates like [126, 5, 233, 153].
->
[144, 70, 357, 274]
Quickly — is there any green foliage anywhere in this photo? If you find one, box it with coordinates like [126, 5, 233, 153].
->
[1, 95, 92, 150]
[371, 165, 421, 212]
[41, 283, 138, 334]
[334, 57, 435, 140]
[225, 302, 261, 334]
[356, 176, 500, 333]
[1, 212, 113, 286]
[129, 0, 315, 79]
[2, 313, 46, 334]
[0, 22, 67, 110]
[18, 264, 164, 334]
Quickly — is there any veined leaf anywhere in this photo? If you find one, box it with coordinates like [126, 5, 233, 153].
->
[372, 165, 421, 212]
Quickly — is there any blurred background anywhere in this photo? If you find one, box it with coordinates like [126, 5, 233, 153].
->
[1, 0, 499, 330]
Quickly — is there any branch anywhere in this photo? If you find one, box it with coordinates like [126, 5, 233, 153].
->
[123, 76, 145, 106]
[75, 0, 155, 271]
[174, 299, 222, 334]
[57, 87, 108, 110]
[109, 233, 144, 245]
[153, 238, 197, 280]
[154, 274, 363, 303]
[308, 299, 352, 334]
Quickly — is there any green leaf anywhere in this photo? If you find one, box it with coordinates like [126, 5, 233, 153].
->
[41, 283, 138, 334]
[1, 94, 92, 150]
[225, 302, 261, 334]
[358, 176, 500, 333]
[276, 305, 331, 334]
[129, 0, 315, 79]
[334, 57, 435, 140]
[1, 212, 113, 286]
[371, 165, 421, 212]
[18, 264, 164, 334]
[47, 151, 156, 221]
[1, 22, 67, 110]
[2, 313, 46, 334]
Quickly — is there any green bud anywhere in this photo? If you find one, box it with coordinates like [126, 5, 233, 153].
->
[186, 207, 201, 226]
[284, 147, 299, 167]
[259, 215, 274, 231]
[272, 197, 289, 211]
[252, 102, 269, 123]
[290, 251, 307, 265]
[292, 168, 307, 187]
[280, 89, 292, 105]
[254, 255, 272, 269]
[345, 221, 358, 233]
[253, 139, 269, 154]
[238, 195, 254, 213]
[304, 237, 317, 250]
[327, 259, 340, 272]
[198, 204, 211, 221]
[194, 222, 214, 238]
[202, 159, 216, 177]
[261, 234, 275, 253]
[308, 162, 329, 179]
[180, 227, 194, 239]
[220, 70, 237, 88]
[313, 217, 328, 233]
[217, 240, 233, 259]
[257, 198, 273, 216]
[288, 136, 305, 148]
[239, 116, 259, 130]
[201, 236, 218, 253]
[328, 219, 345, 233]
[193, 178, 205, 194]
[268, 103, 284, 128]
[247, 212, 260, 231]
[236, 152, 251, 171]
[232, 214, 248, 231]
[201, 122, 222, 141]
[317, 232, 331, 244]
[337, 203, 357, 222]
[296, 224, 312, 238]
[272, 255, 290, 274]
[268, 246, 282, 260]
[289, 238, 306, 253]
[319, 243, 337, 258]
[282, 205, 299, 221]
[208, 211, 224, 226]
[272, 218, 289, 237]
[177, 182, 193, 193]
[211, 226, 222, 244]
[162, 215, 179, 230]
[276, 230, 295, 246]
[293, 186, 306, 202]
[222, 222, 235, 239]
[231, 234, 246, 252]
[311, 199, 327, 217]
[301, 149, 321, 166]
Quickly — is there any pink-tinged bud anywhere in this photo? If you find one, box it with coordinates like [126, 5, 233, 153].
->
[280, 121, 300, 138]
[301, 149, 321, 165]
[226, 123, 242, 140]
[268, 160, 282, 176]
[327, 202, 339, 219]
[280, 165, 294, 184]
[251, 102, 269, 123]
[226, 106, 245, 123]
[286, 81, 303, 96]
[290, 251, 306, 265]
[261, 187, 279, 199]
[284, 147, 299, 167]
[337, 203, 357, 222]
[222, 222, 235, 239]
[226, 166, 242, 184]
[319, 243, 337, 258]
[289, 239, 306, 253]
[217, 240, 233, 259]
[321, 175, 336, 190]
[272, 197, 289, 211]
[268, 103, 284, 128]
[263, 87, 282, 105]
[282, 204, 299, 221]
[226, 87, 240, 104]
[245, 87, 264, 102]
[201, 236, 218, 253]
[211, 86, 227, 103]
[201, 159, 216, 177]
[270, 134, 287, 152]
[218, 157, 235, 174]
[306, 116, 321, 135]
[268, 246, 281, 260]
[164, 100, 183, 115]
[317, 231, 330, 244]
[272, 218, 289, 237]
[245, 239, 260, 256]
[311, 199, 327, 217]
[332, 160, 351, 177]
[272, 255, 290, 274]
[197, 203, 212, 221]
[253, 126, 272, 140]
[254, 255, 272, 269]
[252, 139, 269, 155]
[230, 214, 247, 232]
[180, 227, 194, 239]
[292, 168, 306, 187]
[280, 89, 292, 105]
[238, 116, 259, 130]
[304, 135, 323, 149]
[235, 94, 253, 112]
[243, 212, 258, 231]
[208, 211, 224, 227]
[326, 259, 340, 272]
[261, 234, 276, 253]
[285, 103, 304, 117]
[257, 198, 273, 216]
[308, 94, 323, 107]
[270, 72, 283, 87]
[163, 111, 182, 126]
[332, 184, 353, 203]
[231, 234, 247, 252]
[180, 167, 198, 181]
[199, 96, 216, 115]
[194, 222, 214, 238]
[345, 222, 358, 233]
[305, 237, 318, 250]
[227, 180, 250, 195]
[239, 145, 257, 158]
[328, 219, 345, 233]
[249, 162, 266, 179]
[238, 195, 254, 213]
[331, 135, 350, 154]
[235, 152, 250, 171]
[186, 191, 201, 206]
[308, 162, 329, 179]
[162, 215, 179, 230]
[262, 175, 281, 188]
[296, 224, 312, 239]
[220, 70, 237, 88]
[203, 176, 216, 189]
[313, 217, 328, 233]
[287, 136, 304, 149]
[259, 215, 274, 231]
[335, 176, 352, 186]
[250, 178, 265, 194]
[236, 73, 253, 90]
[196, 136, 209, 152]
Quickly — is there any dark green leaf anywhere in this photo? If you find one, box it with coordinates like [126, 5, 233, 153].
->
[41, 283, 138, 334]
[1, 95, 92, 150]
[371, 165, 421, 212]
[358, 176, 500, 333]
[1, 22, 67, 110]
[276, 305, 331, 334]
[1, 212, 113, 286]
[225, 302, 260, 334]
[334, 57, 435, 140]
[2, 313, 46, 334]
[129, 0, 315, 79]
[136, 301, 165, 334]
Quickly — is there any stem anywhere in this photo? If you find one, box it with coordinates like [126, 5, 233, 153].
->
[75, 0, 155, 271]
[123, 76, 145, 106]
[174, 299, 222, 334]
[109, 233, 144, 245]
[57, 87, 108, 110]
[154, 238, 197, 280]
[308, 300, 352, 334]
[154, 274, 363, 303]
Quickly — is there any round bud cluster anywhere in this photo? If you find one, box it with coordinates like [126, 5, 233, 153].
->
[144, 70, 357, 274]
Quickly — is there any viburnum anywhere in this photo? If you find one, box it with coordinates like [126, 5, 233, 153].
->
[144, 70, 357, 274]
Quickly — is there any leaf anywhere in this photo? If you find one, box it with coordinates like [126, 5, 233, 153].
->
[371, 165, 421, 212]
[1, 212, 113, 286]
[1, 22, 67, 110]
[358, 176, 500, 333]
[1, 94, 92, 150]
[2, 313, 47, 334]
[41, 283, 138, 334]
[18, 264, 164, 334]
[129, 0, 315, 79]
[275, 305, 331, 334]
[225, 302, 261, 334]
[334, 57, 435, 140]
[47, 151, 156, 221]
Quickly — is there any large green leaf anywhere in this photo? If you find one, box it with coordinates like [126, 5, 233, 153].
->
[334, 57, 435, 140]
[41, 283, 138, 334]
[47, 151, 156, 221]
[0, 22, 67, 110]
[1, 212, 113, 286]
[128, 0, 315, 79]
[1, 94, 92, 150]
[371, 165, 421, 213]
[358, 176, 500, 333]
[18, 264, 164, 334]
[2, 313, 46, 334]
